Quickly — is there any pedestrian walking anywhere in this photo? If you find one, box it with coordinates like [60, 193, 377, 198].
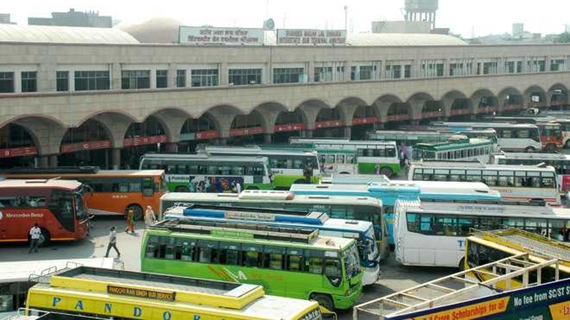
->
[144, 205, 157, 228]
[125, 208, 135, 234]
[104, 226, 120, 258]
[28, 223, 41, 253]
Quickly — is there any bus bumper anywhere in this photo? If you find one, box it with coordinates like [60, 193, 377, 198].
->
[332, 285, 362, 310]
[362, 266, 380, 286]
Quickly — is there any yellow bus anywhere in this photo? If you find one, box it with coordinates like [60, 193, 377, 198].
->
[25, 266, 325, 320]
[464, 228, 570, 289]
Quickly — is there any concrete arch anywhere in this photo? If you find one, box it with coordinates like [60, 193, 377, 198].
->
[147, 107, 193, 143]
[471, 88, 499, 115]
[84, 111, 139, 149]
[524, 85, 547, 108]
[406, 92, 438, 120]
[373, 94, 405, 123]
[230, 110, 269, 134]
[253, 102, 290, 133]
[3, 115, 67, 156]
[548, 83, 569, 108]
[497, 87, 524, 113]
[201, 104, 244, 138]
[336, 96, 368, 126]
[296, 99, 333, 130]
[440, 90, 472, 117]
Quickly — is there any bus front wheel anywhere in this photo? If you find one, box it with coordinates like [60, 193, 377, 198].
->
[525, 147, 536, 153]
[310, 293, 334, 312]
[126, 205, 143, 221]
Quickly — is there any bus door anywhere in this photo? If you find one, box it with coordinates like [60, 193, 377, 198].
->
[48, 190, 75, 233]
[142, 177, 155, 198]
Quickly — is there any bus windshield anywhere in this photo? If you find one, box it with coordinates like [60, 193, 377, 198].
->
[364, 226, 378, 262]
[345, 243, 360, 280]
[73, 193, 89, 221]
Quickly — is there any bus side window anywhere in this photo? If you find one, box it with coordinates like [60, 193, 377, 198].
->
[324, 259, 341, 278]
[287, 249, 304, 271]
[307, 255, 324, 274]
[142, 178, 154, 196]
[180, 240, 195, 261]
[243, 246, 262, 267]
[219, 243, 241, 265]
[145, 236, 160, 258]
[198, 240, 219, 263]
[165, 237, 177, 260]
[264, 247, 285, 270]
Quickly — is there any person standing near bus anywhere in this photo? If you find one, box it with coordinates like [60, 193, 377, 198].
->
[104, 226, 120, 258]
[28, 223, 41, 253]
[144, 205, 157, 228]
[125, 208, 135, 234]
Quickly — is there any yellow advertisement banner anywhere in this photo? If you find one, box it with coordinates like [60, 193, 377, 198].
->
[548, 300, 570, 320]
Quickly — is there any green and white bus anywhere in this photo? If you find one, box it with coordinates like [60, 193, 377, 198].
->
[141, 218, 363, 311]
[159, 190, 389, 262]
[289, 139, 400, 177]
[411, 136, 495, 163]
[139, 154, 273, 192]
[198, 146, 321, 189]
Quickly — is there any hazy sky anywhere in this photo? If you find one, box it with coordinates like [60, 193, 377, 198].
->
[4, 0, 570, 37]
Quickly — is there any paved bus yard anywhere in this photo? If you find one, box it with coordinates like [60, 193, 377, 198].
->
[0, 216, 451, 320]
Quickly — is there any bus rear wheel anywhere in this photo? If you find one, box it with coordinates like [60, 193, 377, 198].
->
[126, 205, 143, 221]
[37, 229, 51, 247]
[310, 293, 334, 312]
[525, 147, 536, 153]
[546, 143, 557, 151]
[380, 167, 393, 177]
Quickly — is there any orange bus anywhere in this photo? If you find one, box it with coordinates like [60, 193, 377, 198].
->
[0, 179, 90, 246]
[2, 167, 166, 220]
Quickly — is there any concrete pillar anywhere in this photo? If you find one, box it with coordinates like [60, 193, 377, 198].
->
[14, 71, 21, 93]
[344, 61, 352, 82]
[264, 134, 272, 144]
[150, 69, 157, 89]
[344, 127, 351, 139]
[38, 62, 55, 92]
[304, 129, 314, 138]
[165, 143, 178, 153]
[308, 61, 315, 83]
[40, 156, 49, 168]
[111, 63, 121, 90]
[48, 155, 58, 168]
[168, 64, 177, 88]
[217, 138, 227, 146]
[111, 148, 121, 170]
[220, 62, 228, 86]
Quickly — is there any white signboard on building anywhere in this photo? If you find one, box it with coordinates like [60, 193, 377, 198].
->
[179, 26, 265, 45]
[276, 29, 346, 45]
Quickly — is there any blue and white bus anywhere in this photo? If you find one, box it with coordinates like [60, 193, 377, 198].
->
[163, 205, 380, 286]
[290, 181, 502, 248]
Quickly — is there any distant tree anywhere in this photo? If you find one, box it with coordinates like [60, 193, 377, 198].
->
[556, 32, 570, 43]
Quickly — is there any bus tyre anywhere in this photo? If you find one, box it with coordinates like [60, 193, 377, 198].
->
[38, 229, 51, 247]
[546, 143, 557, 151]
[126, 205, 143, 221]
[380, 167, 393, 177]
[566, 140, 570, 149]
[174, 186, 189, 192]
[525, 147, 536, 153]
[310, 293, 334, 312]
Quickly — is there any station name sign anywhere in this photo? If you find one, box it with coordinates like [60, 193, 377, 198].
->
[179, 26, 264, 45]
[277, 29, 346, 45]
[107, 285, 176, 302]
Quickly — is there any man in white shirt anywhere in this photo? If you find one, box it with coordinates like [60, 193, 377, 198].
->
[104, 226, 121, 258]
[28, 223, 41, 253]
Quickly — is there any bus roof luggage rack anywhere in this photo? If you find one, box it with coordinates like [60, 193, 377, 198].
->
[2, 166, 100, 174]
[29, 261, 83, 284]
[154, 218, 319, 244]
[471, 228, 570, 263]
[419, 198, 547, 207]
[353, 253, 564, 319]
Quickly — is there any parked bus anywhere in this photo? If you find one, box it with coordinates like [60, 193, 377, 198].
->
[159, 191, 389, 262]
[25, 266, 325, 320]
[142, 218, 363, 311]
[465, 229, 570, 288]
[289, 138, 400, 177]
[411, 136, 494, 163]
[408, 161, 560, 205]
[481, 116, 564, 151]
[393, 197, 570, 268]
[432, 122, 542, 152]
[198, 146, 321, 188]
[2, 167, 166, 220]
[0, 179, 91, 247]
[0, 258, 113, 315]
[139, 153, 273, 192]
[290, 181, 501, 248]
[164, 206, 380, 286]
[491, 152, 570, 194]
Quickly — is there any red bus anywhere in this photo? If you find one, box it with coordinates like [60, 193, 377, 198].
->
[0, 179, 90, 247]
[2, 167, 166, 220]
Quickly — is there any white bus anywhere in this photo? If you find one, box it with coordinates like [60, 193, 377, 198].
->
[159, 190, 389, 263]
[393, 197, 570, 268]
[0, 258, 113, 315]
[164, 206, 380, 286]
[289, 138, 401, 177]
[432, 122, 542, 152]
[408, 161, 560, 205]
[198, 146, 321, 189]
[491, 152, 570, 195]
[139, 153, 273, 192]
[411, 136, 495, 163]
